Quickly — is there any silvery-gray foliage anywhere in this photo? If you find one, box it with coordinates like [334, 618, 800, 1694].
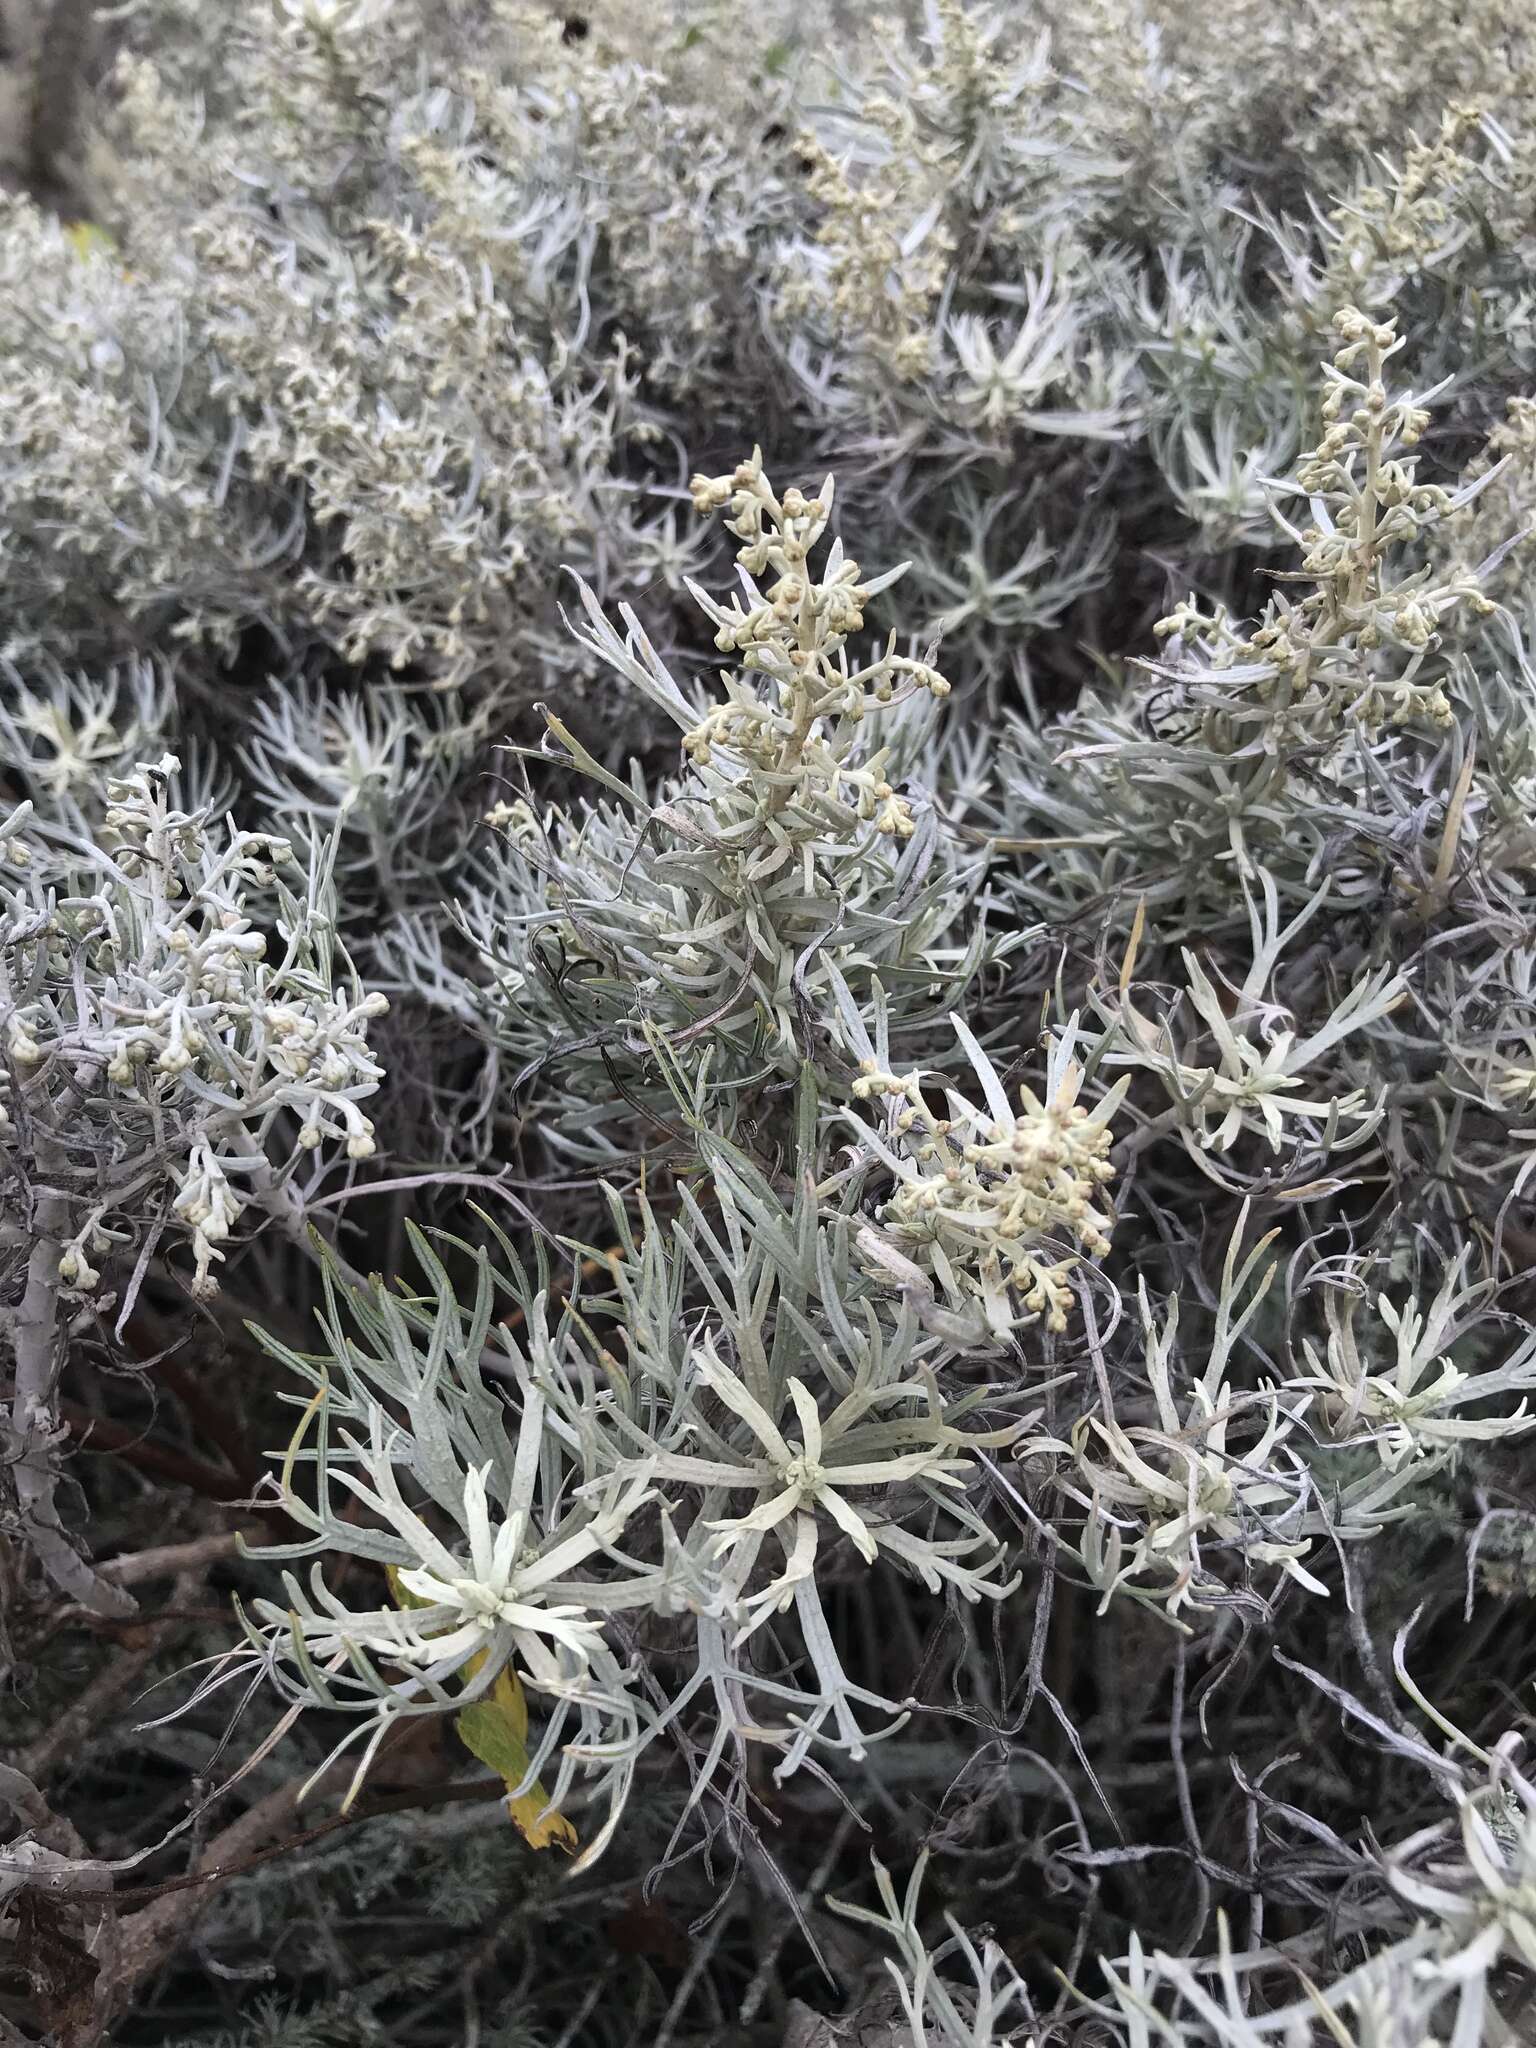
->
[6, 3, 1536, 2044]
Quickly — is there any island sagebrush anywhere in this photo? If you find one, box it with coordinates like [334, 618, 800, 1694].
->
[4, 3, 1536, 2043]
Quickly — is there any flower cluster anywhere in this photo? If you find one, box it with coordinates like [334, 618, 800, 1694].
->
[850, 1013, 1124, 1337]
[683, 449, 951, 836]
[1153, 310, 1500, 733]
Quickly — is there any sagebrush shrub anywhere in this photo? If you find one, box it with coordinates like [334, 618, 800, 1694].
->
[6, 3, 1536, 2043]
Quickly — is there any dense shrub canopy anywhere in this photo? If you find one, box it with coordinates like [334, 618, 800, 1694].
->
[6, 2, 1536, 2042]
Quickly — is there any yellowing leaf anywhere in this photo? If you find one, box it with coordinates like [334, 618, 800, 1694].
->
[63, 221, 119, 261]
[385, 1565, 577, 1853]
[456, 1663, 578, 1853]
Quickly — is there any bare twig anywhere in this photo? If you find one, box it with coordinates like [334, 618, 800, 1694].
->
[99, 1530, 250, 1588]
[10, 1178, 134, 1616]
